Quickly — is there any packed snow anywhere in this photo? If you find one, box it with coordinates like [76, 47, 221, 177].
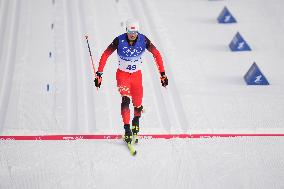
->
[0, 0, 284, 188]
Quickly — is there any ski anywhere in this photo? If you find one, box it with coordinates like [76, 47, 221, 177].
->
[127, 143, 137, 156]
[123, 134, 137, 156]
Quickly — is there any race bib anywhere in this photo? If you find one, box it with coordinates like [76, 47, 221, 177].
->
[118, 56, 143, 73]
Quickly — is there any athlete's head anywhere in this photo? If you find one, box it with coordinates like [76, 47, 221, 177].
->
[126, 19, 139, 41]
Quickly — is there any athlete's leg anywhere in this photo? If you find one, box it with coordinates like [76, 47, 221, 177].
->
[130, 71, 143, 138]
[116, 69, 133, 143]
[121, 96, 132, 143]
[121, 96, 130, 125]
[116, 69, 131, 125]
[132, 105, 143, 138]
[131, 70, 143, 108]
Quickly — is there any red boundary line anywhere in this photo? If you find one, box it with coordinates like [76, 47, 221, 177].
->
[1, 134, 284, 140]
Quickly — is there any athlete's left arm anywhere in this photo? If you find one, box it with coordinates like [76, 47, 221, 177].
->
[145, 36, 165, 74]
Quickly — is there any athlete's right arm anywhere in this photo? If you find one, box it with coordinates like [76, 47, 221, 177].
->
[97, 37, 119, 73]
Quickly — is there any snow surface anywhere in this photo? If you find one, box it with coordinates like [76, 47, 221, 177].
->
[1, 138, 284, 189]
[0, 0, 284, 188]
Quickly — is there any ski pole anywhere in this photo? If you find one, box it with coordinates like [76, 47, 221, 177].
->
[85, 35, 96, 75]
[85, 35, 98, 90]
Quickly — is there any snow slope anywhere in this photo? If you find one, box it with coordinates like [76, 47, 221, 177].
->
[0, 0, 284, 188]
[1, 138, 284, 189]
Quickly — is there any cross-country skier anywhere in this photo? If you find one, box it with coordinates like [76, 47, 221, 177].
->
[95, 19, 168, 144]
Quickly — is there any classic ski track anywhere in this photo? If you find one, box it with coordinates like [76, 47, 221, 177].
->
[63, 0, 78, 131]
[127, 0, 189, 133]
[63, 0, 100, 132]
[0, 0, 9, 128]
[91, 1, 118, 132]
[74, 0, 96, 132]
[0, 0, 21, 131]
[141, 0, 190, 132]
[0, 0, 9, 63]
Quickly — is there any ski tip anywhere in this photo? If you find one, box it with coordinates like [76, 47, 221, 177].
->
[127, 143, 137, 156]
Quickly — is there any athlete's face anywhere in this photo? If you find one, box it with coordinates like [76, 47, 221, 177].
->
[127, 31, 138, 41]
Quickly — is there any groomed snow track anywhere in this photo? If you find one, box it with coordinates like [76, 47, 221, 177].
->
[1, 0, 284, 138]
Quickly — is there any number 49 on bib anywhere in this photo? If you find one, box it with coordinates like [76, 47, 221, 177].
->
[126, 65, 137, 71]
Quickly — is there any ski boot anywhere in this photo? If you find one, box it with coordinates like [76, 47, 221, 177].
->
[124, 124, 133, 144]
[132, 116, 140, 144]
[124, 124, 137, 155]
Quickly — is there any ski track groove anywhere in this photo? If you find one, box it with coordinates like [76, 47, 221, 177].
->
[64, 0, 78, 131]
[140, 0, 189, 133]
[86, 0, 107, 133]
[126, 0, 189, 133]
[53, 0, 76, 130]
[77, 0, 97, 132]
[0, 0, 10, 128]
[0, 0, 21, 132]
[0, 0, 9, 62]
[73, 0, 95, 132]
[15, 0, 29, 135]
[64, 0, 97, 133]
[91, 1, 117, 132]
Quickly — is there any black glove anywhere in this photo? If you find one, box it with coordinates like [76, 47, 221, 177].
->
[160, 72, 168, 87]
[94, 72, 103, 88]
